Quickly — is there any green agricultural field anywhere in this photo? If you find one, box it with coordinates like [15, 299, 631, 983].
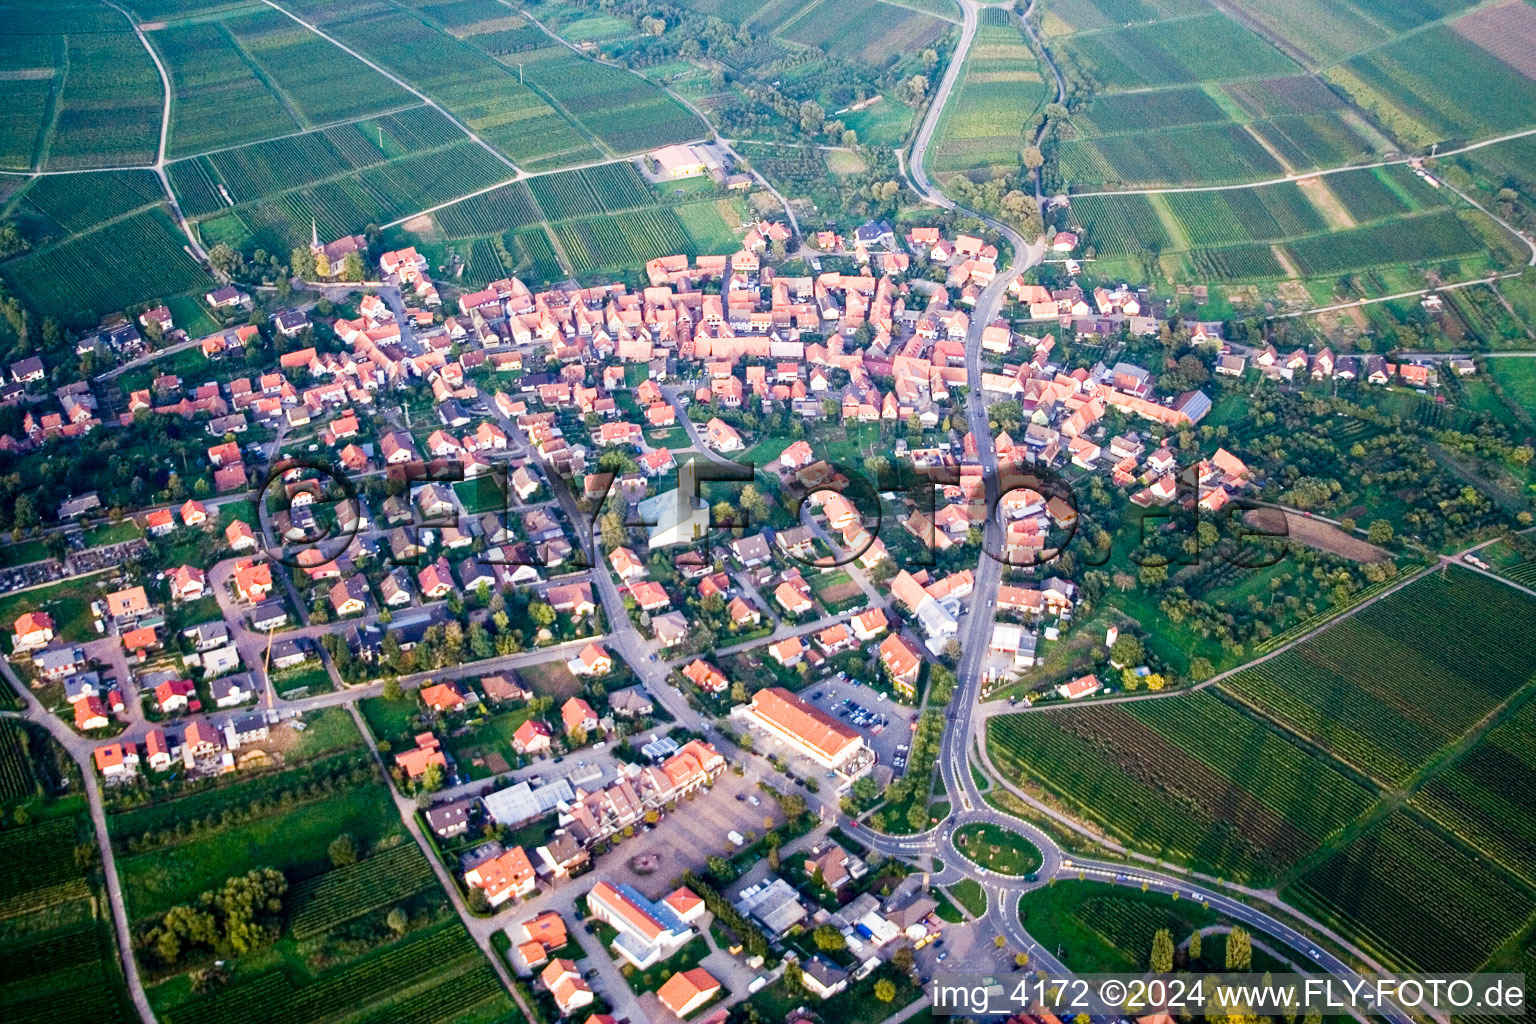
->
[1163, 184, 1327, 247]
[527, 161, 656, 220]
[1067, 193, 1170, 256]
[154, 20, 304, 158]
[168, 107, 512, 254]
[1222, 74, 1350, 118]
[511, 225, 563, 281]
[931, 21, 1046, 175]
[118, 777, 402, 918]
[286, 842, 435, 940]
[553, 207, 694, 275]
[1334, 24, 1536, 144]
[779, 0, 949, 66]
[1410, 696, 1536, 886]
[1061, 122, 1283, 187]
[1061, 12, 1297, 91]
[1283, 211, 1483, 277]
[220, 8, 414, 126]
[0, 206, 211, 325]
[674, 200, 741, 254]
[0, 5, 163, 171]
[1489, 357, 1536, 415]
[278, 0, 599, 170]
[987, 690, 1379, 881]
[433, 180, 543, 238]
[1286, 810, 1535, 972]
[1044, 0, 1207, 34]
[1073, 86, 1229, 136]
[1220, 568, 1536, 786]
[11, 170, 167, 240]
[155, 918, 511, 1024]
[40, 29, 163, 171]
[0, 815, 136, 1024]
[510, 44, 707, 156]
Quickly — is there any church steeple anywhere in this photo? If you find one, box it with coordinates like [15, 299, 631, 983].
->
[311, 217, 319, 250]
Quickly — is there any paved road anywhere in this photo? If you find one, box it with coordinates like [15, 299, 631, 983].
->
[99, 0, 210, 269]
[0, 665, 159, 1024]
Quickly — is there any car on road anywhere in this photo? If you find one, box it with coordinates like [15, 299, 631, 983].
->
[747, 795, 761, 806]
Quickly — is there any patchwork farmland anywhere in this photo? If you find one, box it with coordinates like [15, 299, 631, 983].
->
[931, 9, 1048, 176]
[168, 106, 512, 254]
[1219, 568, 1536, 785]
[0, 4, 162, 171]
[989, 567, 1536, 972]
[987, 690, 1377, 881]
[1067, 164, 1495, 282]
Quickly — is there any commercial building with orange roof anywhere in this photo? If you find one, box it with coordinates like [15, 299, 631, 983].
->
[741, 687, 869, 775]
[586, 880, 696, 968]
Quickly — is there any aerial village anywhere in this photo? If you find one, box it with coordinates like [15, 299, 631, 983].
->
[0, 175, 1472, 1019]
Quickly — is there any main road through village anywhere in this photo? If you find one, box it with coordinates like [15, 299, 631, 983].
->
[0, 4, 1466, 1022]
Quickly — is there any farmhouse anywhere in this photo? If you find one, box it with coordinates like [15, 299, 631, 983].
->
[652, 144, 707, 179]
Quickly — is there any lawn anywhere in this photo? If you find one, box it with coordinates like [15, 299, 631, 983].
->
[443, 706, 535, 779]
[118, 781, 402, 918]
[1017, 881, 1287, 974]
[948, 878, 987, 918]
[0, 573, 111, 652]
[952, 822, 1042, 876]
[623, 935, 710, 993]
[288, 707, 365, 760]
[643, 427, 694, 450]
[272, 663, 332, 698]
[0, 538, 50, 568]
[519, 659, 581, 699]
[361, 693, 422, 747]
[1490, 357, 1536, 416]
[454, 477, 509, 515]
[84, 520, 142, 547]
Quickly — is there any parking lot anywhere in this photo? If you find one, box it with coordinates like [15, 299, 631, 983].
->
[799, 674, 918, 777]
[585, 768, 785, 892]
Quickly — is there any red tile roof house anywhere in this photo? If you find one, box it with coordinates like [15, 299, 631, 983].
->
[539, 958, 594, 1016]
[464, 845, 536, 907]
[233, 561, 273, 602]
[12, 611, 54, 650]
[513, 718, 553, 754]
[395, 732, 449, 779]
[155, 677, 197, 714]
[419, 682, 466, 712]
[681, 659, 727, 694]
[657, 967, 722, 1019]
[878, 633, 923, 696]
[561, 697, 599, 736]
[1057, 674, 1102, 700]
[74, 695, 111, 731]
[94, 742, 140, 778]
[567, 642, 612, 677]
[628, 580, 671, 612]
[226, 520, 257, 551]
